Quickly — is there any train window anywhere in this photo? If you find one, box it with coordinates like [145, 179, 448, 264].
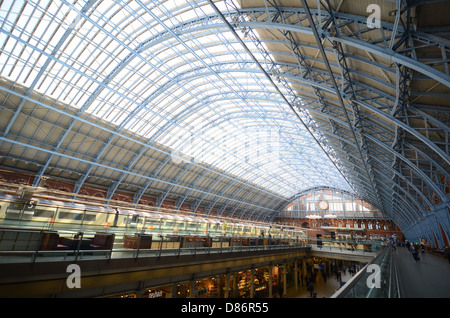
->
[163, 220, 174, 229]
[34, 209, 55, 218]
[84, 213, 96, 222]
[186, 222, 197, 229]
[175, 221, 185, 230]
[6, 202, 35, 214]
[145, 218, 161, 228]
[58, 211, 83, 220]
[58, 210, 97, 221]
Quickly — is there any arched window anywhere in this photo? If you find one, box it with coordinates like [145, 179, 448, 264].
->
[279, 188, 384, 220]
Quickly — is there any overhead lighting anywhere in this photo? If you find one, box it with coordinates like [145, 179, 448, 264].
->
[324, 214, 337, 218]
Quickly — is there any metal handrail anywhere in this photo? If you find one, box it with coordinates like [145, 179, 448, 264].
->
[330, 245, 400, 298]
[0, 232, 310, 264]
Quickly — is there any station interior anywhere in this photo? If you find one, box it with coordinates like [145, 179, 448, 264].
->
[0, 0, 449, 300]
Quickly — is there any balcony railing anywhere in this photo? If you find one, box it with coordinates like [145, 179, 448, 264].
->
[0, 228, 309, 264]
[330, 245, 400, 298]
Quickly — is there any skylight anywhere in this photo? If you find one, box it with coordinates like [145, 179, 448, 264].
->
[0, 0, 352, 198]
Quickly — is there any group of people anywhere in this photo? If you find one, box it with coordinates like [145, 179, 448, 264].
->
[298, 262, 361, 297]
[299, 268, 324, 298]
[342, 265, 359, 276]
[402, 240, 450, 265]
[405, 240, 425, 262]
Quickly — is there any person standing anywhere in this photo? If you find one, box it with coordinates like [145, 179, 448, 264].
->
[412, 243, 420, 262]
[307, 281, 314, 297]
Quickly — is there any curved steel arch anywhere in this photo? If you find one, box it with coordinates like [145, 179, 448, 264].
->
[160, 78, 447, 210]
[156, 57, 447, 182]
[75, 3, 444, 195]
[136, 33, 447, 177]
[0, 0, 448, 234]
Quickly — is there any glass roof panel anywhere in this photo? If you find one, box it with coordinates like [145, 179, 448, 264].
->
[0, 0, 353, 199]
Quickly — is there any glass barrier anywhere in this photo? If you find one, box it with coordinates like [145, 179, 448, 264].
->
[331, 245, 400, 298]
[308, 238, 381, 254]
[0, 197, 387, 266]
[0, 228, 309, 264]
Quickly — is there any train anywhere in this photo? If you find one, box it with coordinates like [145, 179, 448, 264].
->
[0, 194, 307, 252]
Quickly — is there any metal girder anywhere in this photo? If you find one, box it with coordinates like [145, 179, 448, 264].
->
[0, 61, 446, 220]
[290, 99, 444, 227]
[0, 0, 448, 228]
[0, 82, 285, 207]
[220, 6, 449, 166]
[390, 14, 416, 225]
[210, 0, 354, 193]
[0, 133, 280, 215]
[0, 0, 98, 151]
[312, 0, 443, 229]
[313, 103, 446, 213]
[231, 5, 450, 86]
[123, 5, 448, 212]
[301, 0, 384, 213]
[320, 128, 432, 215]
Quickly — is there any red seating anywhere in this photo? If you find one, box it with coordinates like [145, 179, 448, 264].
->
[90, 233, 114, 250]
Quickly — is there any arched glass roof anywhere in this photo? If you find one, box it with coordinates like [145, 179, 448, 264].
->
[0, 0, 448, 241]
[0, 0, 351, 199]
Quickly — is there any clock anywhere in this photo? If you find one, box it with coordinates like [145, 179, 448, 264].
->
[318, 200, 329, 210]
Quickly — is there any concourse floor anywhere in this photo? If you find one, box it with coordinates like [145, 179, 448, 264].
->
[393, 246, 450, 298]
[284, 246, 450, 298]
[285, 271, 355, 298]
